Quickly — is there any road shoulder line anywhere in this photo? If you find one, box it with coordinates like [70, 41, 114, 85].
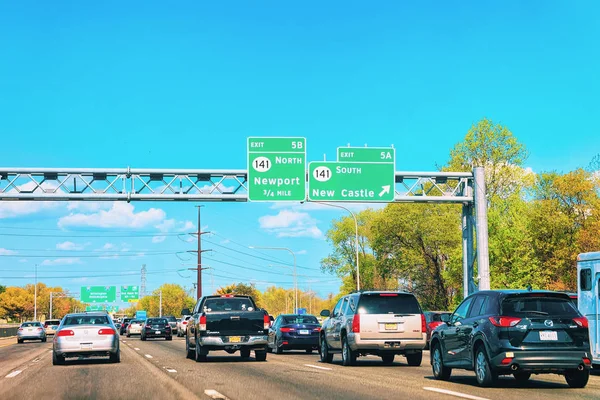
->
[423, 387, 490, 400]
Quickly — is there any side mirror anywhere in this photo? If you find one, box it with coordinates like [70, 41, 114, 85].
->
[320, 309, 330, 317]
[440, 314, 450, 323]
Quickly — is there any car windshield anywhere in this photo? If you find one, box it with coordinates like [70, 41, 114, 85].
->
[502, 296, 580, 317]
[358, 294, 421, 314]
[204, 298, 254, 312]
[147, 318, 167, 324]
[165, 316, 176, 322]
[130, 320, 144, 324]
[63, 315, 110, 326]
[282, 316, 318, 324]
[21, 322, 40, 327]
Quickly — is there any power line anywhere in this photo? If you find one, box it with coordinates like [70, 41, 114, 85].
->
[0, 232, 184, 238]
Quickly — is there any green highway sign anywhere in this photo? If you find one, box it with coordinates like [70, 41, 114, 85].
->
[85, 305, 105, 311]
[120, 285, 139, 302]
[247, 137, 306, 202]
[308, 147, 395, 202]
[81, 286, 117, 303]
[106, 305, 120, 313]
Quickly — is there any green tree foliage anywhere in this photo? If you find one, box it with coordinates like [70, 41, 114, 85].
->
[0, 284, 6, 294]
[215, 282, 262, 307]
[134, 284, 195, 317]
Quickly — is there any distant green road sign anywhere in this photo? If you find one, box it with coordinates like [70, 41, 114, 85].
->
[308, 147, 395, 202]
[81, 286, 116, 303]
[120, 285, 139, 302]
[85, 305, 105, 311]
[247, 137, 306, 202]
[106, 305, 120, 313]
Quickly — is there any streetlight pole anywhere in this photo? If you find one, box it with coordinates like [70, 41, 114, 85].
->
[310, 202, 360, 291]
[250, 246, 297, 312]
[34, 264, 38, 321]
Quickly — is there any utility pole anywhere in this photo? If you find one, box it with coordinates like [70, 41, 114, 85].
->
[49, 292, 53, 319]
[140, 264, 147, 298]
[34, 264, 38, 321]
[188, 206, 211, 300]
[159, 290, 163, 317]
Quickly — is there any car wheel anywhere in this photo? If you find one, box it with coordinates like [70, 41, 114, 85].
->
[431, 342, 452, 380]
[306, 349, 313, 354]
[341, 336, 357, 366]
[241, 348, 251, 359]
[513, 371, 531, 382]
[255, 349, 267, 362]
[17, 339, 23, 344]
[275, 336, 283, 354]
[42, 338, 47, 343]
[166, 336, 172, 341]
[565, 368, 589, 388]
[109, 351, 120, 363]
[266, 343, 273, 353]
[185, 337, 194, 359]
[406, 351, 422, 366]
[52, 351, 64, 365]
[195, 337, 207, 362]
[475, 347, 497, 387]
[381, 354, 395, 365]
[126, 333, 130, 338]
[320, 335, 333, 363]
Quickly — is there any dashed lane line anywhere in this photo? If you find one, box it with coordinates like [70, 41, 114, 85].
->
[423, 387, 490, 400]
[166, 368, 177, 373]
[134, 348, 140, 351]
[5, 370, 22, 378]
[145, 354, 153, 359]
[204, 389, 230, 399]
[304, 364, 332, 371]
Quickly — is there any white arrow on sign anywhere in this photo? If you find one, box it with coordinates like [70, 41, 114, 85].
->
[379, 185, 391, 197]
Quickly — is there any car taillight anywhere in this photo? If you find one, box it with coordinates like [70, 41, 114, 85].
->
[44, 324, 48, 328]
[57, 329, 75, 337]
[37, 328, 43, 331]
[421, 314, 426, 333]
[573, 317, 588, 328]
[352, 314, 360, 333]
[182, 321, 188, 325]
[489, 316, 521, 327]
[280, 327, 295, 333]
[313, 327, 321, 332]
[428, 321, 443, 330]
[199, 315, 207, 331]
[379, 293, 398, 297]
[583, 357, 592, 366]
[18, 328, 23, 331]
[98, 328, 115, 335]
[263, 314, 270, 330]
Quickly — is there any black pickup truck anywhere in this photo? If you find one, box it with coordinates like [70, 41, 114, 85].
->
[185, 294, 270, 362]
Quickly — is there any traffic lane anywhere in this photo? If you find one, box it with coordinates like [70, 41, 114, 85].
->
[0, 338, 51, 377]
[122, 338, 600, 400]
[122, 336, 441, 400]
[0, 341, 190, 400]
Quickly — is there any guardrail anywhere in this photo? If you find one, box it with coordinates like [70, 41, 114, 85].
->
[0, 324, 20, 338]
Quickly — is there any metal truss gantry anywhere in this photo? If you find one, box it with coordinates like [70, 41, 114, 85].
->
[0, 167, 488, 296]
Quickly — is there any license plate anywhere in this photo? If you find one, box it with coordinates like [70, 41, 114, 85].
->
[229, 336, 242, 343]
[80, 343, 92, 350]
[299, 330, 310, 335]
[155, 330, 161, 334]
[385, 323, 397, 330]
[540, 331, 558, 341]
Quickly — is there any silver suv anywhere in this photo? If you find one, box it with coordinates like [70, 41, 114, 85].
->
[319, 291, 426, 366]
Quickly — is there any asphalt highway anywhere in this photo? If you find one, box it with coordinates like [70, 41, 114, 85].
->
[1, 336, 599, 400]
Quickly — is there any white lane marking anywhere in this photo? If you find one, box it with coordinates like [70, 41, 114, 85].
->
[145, 354, 153, 359]
[204, 389, 230, 399]
[166, 368, 177, 373]
[134, 348, 140, 351]
[304, 364, 332, 371]
[5, 370, 22, 378]
[122, 340, 126, 342]
[423, 387, 490, 400]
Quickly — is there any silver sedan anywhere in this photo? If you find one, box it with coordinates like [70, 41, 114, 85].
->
[17, 321, 47, 343]
[126, 320, 145, 337]
[52, 312, 120, 365]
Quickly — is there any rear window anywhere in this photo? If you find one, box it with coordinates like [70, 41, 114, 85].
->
[63, 315, 110, 325]
[282, 316, 318, 324]
[357, 293, 422, 314]
[147, 318, 167, 324]
[45, 320, 61, 326]
[131, 320, 144, 324]
[164, 316, 177, 322]
[501, 296, 580, 317]
[21, 322, 41, 327]
[426, 313, 448, 322]
[203, 298, 255, 312]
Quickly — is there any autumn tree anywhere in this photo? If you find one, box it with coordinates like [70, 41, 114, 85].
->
[135, 284, 195, 317]
[215, 283, 262, 307]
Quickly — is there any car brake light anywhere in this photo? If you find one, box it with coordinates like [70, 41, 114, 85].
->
[313, 327, 321, 332]
[182, 321, 188, 325]
[280, 327, 295, 333]
[199, 315, 207, 331]
[583, 357, 592, 366]
[98, 328, 115, 335]
[57, 329, 75, 337]
[421, 314, 426, 333]
[352, 314, 360, 333]
[18, 328, 23, 331]
[220, 294, 234, 298]
[489, 316, 521, 327]
[379, 293, 398, 296]
[573, 317, 588, 328]
[263, 314, 270, 330]
[429, 321, 443, 330]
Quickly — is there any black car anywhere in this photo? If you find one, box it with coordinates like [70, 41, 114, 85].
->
[430, 290, 591, 388]
[141, 318, 172, 341]
[268, 314, 321, 354]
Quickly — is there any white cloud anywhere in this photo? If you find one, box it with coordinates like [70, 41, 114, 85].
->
[0, 248, 17, 255]
[41, 258, 82, 266]
[56, 241, 87, 251]
[67, 202, 113, 212]
[0, 182, 63, 219]
[152, 236, 166, 243]
[258, 210, 323, 239]
[102, 243, 114, 250]
[297, 250, 307, 255]
[58, 203, 166, 229]
[155, 218, 195, 232]
[19, 259, 28, 263]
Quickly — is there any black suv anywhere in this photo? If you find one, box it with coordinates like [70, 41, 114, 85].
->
[430, 290, 591, 388]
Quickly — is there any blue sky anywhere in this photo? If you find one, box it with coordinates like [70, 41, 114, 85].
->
[0, 1, 598, 307]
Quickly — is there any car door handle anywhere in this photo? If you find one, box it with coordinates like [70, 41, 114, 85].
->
[455, 327, 460, 333]
[473, 322, 478, 328]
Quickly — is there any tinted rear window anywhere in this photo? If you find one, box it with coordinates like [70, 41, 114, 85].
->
[147, 319, 167, 324]
[426, 313, 448, 322]
[501, 296, 580, 317]
[164, 316, 176, 322]
[63, 315, 110, 325]
[21, 322, 41, 327]
[357, 294, 421, 314]
[282, 316, 318, 324]
[204, 298, 255, 312]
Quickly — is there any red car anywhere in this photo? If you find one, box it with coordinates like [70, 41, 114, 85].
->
[424, 311, 451, 349]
